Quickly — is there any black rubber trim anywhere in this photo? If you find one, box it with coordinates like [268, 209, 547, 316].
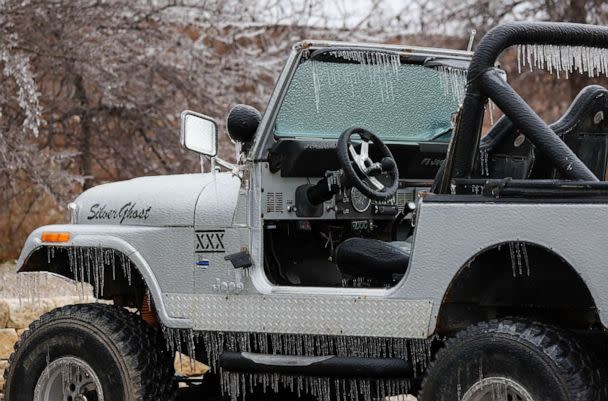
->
[423, 194, 608, 204]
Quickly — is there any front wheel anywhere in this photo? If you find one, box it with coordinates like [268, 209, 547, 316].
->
[419, 319, 599, 401]
[3, 303, 176, 401]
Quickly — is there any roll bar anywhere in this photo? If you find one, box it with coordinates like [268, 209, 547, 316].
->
[438, 22, 608, 193]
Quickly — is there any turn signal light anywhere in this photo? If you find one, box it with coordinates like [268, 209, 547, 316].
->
[41, 232, 71, 243]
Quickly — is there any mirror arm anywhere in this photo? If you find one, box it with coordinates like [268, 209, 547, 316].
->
[203, 155, 244, 180]
[199, 155, 236, 173]
[213, 156, 237, 171]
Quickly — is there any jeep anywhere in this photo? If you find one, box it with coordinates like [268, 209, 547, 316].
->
[6, 21, 608, 401]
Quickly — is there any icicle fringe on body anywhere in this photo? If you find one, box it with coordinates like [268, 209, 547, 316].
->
[176, 330, 435, 401]
[517, 44, 608, 78]
[509, 241, 531, 277]
[19, 246, 136, 305]
[222, 372, 410, 401]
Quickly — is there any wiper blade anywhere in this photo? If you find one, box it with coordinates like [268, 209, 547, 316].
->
[424, 57, 470, 71]
[428, 128, 452, 141]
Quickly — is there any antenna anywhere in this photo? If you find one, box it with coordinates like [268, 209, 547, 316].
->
[467, 29, 477, 52]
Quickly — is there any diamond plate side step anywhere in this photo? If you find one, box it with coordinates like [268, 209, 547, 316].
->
[219, 351, 412, 378]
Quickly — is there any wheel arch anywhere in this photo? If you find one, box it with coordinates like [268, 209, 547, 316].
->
[17, 227, 192, 329]
[435, 240, 601, 335]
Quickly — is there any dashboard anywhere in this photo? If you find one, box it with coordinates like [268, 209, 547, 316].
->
[261, 165, 429, 221]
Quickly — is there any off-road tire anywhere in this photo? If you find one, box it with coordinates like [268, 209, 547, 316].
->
[419, 319, 599, 401]
[3, 303, 176, 401]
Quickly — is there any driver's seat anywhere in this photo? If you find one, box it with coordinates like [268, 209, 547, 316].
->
[334, 238, 411, 281]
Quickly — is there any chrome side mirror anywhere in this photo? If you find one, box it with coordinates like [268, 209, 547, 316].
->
[180, 110, 218, 157]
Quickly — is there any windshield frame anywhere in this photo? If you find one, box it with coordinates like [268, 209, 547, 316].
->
[251, 40, 473, 161]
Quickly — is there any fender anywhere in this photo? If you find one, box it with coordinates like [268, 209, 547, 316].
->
[404, 199, 608, 334]
[16, 224, 193, 329]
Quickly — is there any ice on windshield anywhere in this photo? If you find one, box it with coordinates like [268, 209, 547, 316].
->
[275, 52, 465, 143]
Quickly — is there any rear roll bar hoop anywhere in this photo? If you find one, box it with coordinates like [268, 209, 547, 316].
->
[438, 22, 608, 193]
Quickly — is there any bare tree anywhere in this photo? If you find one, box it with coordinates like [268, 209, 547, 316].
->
[0, 0, 291, 258]
[433, 0, 608, 37]
[0, 0, 407, 259]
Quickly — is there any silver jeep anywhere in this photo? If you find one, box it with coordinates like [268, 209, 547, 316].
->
[6, 21, 608, 401]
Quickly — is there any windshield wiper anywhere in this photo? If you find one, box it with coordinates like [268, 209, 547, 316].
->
[428, 128, 452, 141]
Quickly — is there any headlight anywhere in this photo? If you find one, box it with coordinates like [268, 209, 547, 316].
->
[68, 202, 79, 224]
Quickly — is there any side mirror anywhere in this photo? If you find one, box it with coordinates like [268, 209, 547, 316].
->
[181, 110, 218, 157]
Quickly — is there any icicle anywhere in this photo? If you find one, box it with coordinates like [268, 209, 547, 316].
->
[517, 44, 522, 74]
[203, 331, 421, 401]
[99, 248, 105, 297]
[437, 65, 468, 105]
[84, 248, 91, 292]
[509, 242, 517, 278]
[521, 242, 531, 276]
[515, 241, 523, 276]
[508, 241, 531, 278]
[110, 249, 116, 280]
[92, 248, 100, 298]
[517, 44, 608, 79]
[312, 60, 321, 112]
[311, 50, 401, 113]
[479, 147, 490, 177]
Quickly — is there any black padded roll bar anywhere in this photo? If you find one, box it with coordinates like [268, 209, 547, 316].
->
[438, 22, 608, 193]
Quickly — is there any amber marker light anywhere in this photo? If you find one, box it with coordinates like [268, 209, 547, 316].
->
[41, 232, 71, 243]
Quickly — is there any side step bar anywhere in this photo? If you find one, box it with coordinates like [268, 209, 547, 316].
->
[220, 351, 412, 378]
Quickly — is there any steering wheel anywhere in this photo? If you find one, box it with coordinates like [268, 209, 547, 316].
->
[337, 127, 399, 201]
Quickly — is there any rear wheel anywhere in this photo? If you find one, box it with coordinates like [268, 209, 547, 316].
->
[3, 303, 176, 401]
[419, 319, 599, 401]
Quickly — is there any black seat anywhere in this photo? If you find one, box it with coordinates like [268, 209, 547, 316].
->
[479, 84, 608, 180]
[334, 238, 410, 280]
[439, 85, 608, 195]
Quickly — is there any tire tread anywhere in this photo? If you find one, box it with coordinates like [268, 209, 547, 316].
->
[4, 303, 176, 401]
[419, 318, 599, 401]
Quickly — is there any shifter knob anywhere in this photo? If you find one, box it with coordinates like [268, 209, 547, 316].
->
[380, 157, 396, 171]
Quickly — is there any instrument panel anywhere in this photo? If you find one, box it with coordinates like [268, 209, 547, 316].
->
[334, 181, 427, 220]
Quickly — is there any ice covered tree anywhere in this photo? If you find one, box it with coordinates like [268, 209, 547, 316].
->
[0, 0, 303, 258]
[0, 0, 404, 258]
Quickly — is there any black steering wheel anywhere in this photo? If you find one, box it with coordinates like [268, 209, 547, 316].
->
[337, 127, 399, 201]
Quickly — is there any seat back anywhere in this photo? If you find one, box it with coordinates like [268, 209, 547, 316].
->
[479, 85, 608, 180]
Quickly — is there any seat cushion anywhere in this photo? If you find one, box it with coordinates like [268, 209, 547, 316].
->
[334, 238, 410, 279]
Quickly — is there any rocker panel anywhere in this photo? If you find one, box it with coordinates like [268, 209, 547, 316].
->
[164, 293, 432, 338]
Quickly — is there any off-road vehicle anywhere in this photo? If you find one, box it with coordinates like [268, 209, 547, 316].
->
[6, 21, 608, 401]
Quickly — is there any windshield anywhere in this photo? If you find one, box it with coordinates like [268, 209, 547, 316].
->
[274, 50, 466, 143]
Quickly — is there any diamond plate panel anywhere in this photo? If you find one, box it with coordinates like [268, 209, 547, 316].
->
[164, 293, 432, 338]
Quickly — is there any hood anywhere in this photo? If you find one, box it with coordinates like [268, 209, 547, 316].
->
[73, 173, 216, 227]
